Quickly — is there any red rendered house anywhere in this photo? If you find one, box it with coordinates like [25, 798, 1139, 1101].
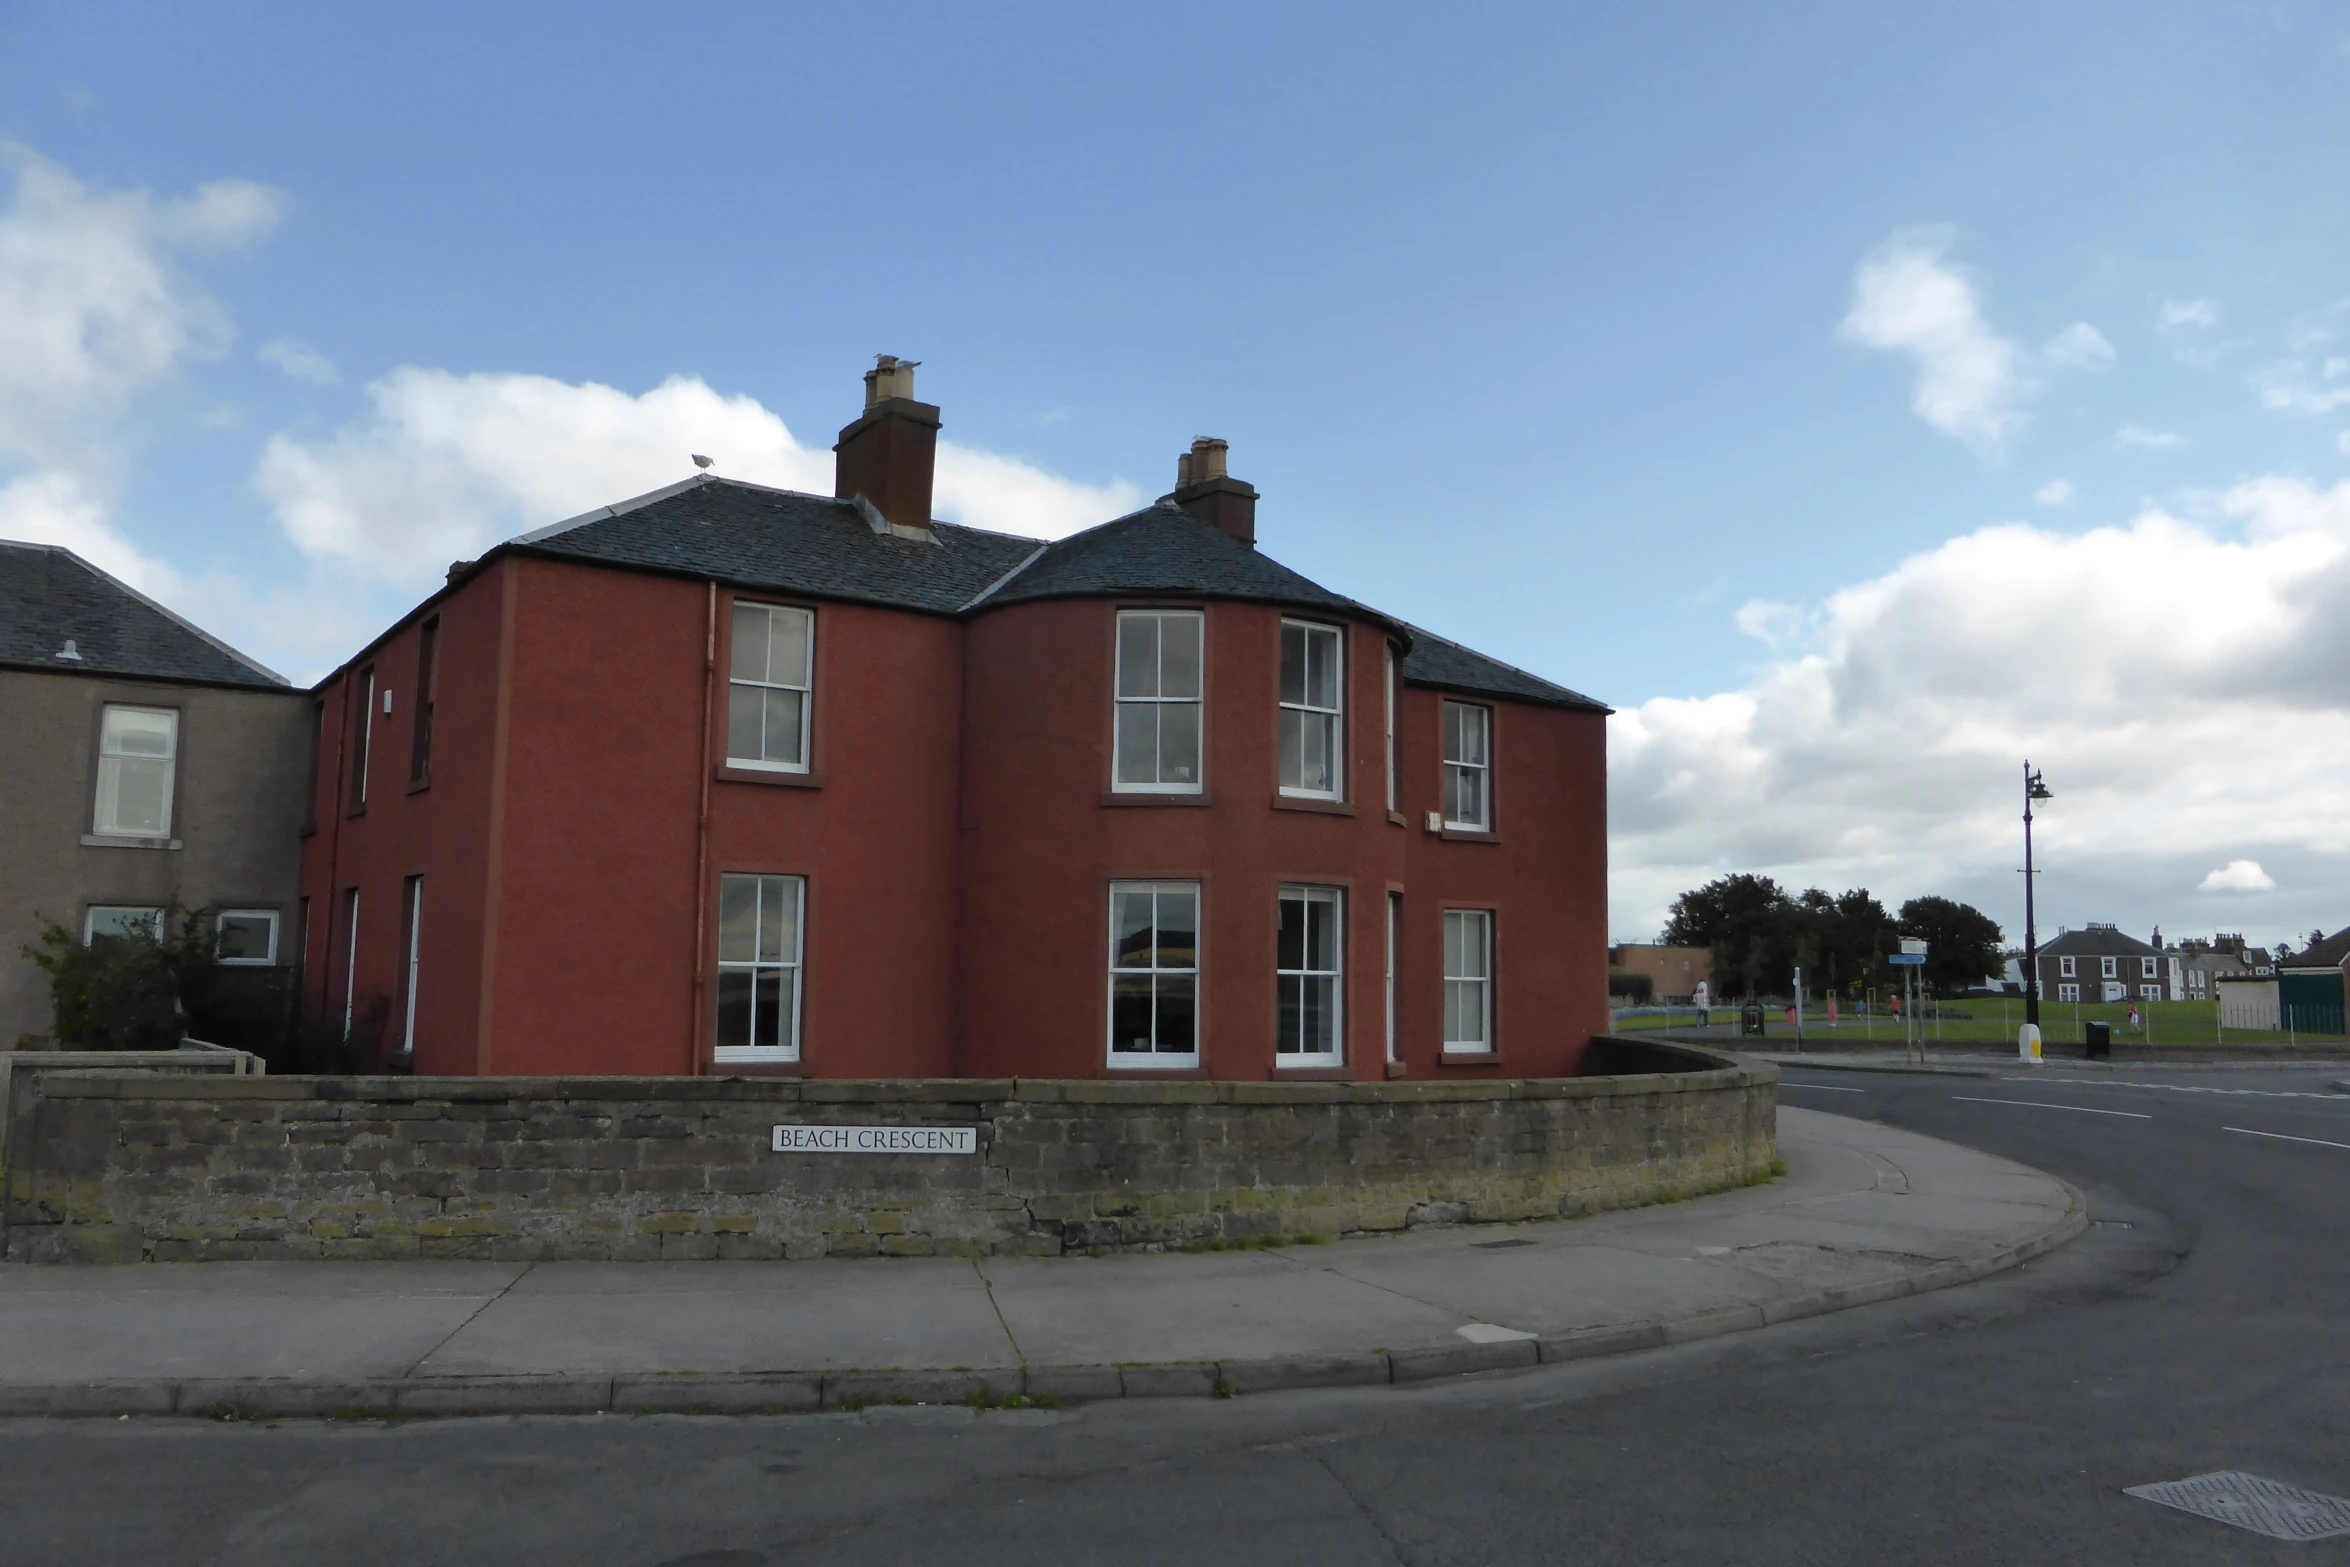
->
[298, 360, 1611, 1080]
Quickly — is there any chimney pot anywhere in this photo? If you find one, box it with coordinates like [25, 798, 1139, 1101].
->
[836, 355, 940, 535]
[1169, 434, 1257, 547]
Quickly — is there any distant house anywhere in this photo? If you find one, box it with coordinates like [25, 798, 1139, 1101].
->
[2032, 924, 2184, 1005]
[0, 542, 311, 1048]
[1609, 944, 1713, 1003]
[2277, 927, 2350, 1035]
[2173, 932, 2275, 1001]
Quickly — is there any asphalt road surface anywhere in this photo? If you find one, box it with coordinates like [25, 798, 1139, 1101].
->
[6, 1064, 2347, 1566]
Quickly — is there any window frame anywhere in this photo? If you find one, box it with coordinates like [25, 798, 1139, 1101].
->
[349, 666, 375, 814]
[1275, 885, 1345, 1068]
[1383, 647, 1399, 813]
[2140, 956, 2157, 979]
[2058, 955, 2076, 978]
[2100, 956, 2117, 979]
[1441, 908, 1494, 1055]
[2138, 985, 2160, 1002]
[1277, 619, 1345, 801]
[397, 877, 424, 1054]
[725, 601, 817, 775]
[1106, 879, 1202, 1067]
[339, 887, 361, 1036]
[2058, 983, 2080, 1003]
[92, 703, 180, 840]
[1440, 700, 1493, 832]
[214, 909, 281, 967]
[409, 616, 439, 787]
[83, 905, 163, 945]
[712, 872, 808, 1062]
[1385, 891, 1401, 1066]
[1110, 609, 1206, 795]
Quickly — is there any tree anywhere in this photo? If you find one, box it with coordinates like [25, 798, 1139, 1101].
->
[1664, 875, 1794, 998]
[1898, 897, 2005, 997]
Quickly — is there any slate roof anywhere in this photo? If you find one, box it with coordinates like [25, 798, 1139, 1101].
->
[1397, 622, 1608, 715]
[0, 541, 287, 690]
[514, 477, 1041, 615]
[2283, 927, 2350, 971]
[2037, 926, 2162, 960]
[491, 476, 1608, 713]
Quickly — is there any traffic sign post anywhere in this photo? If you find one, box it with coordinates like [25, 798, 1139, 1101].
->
[1892, 941, 1927, 1062]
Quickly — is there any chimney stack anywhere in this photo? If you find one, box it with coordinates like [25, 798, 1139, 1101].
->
[1170, 435, 1257, 547]
[834, 355, 939, 536]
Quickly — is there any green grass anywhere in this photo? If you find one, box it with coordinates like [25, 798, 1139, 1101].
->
[1622, 995, 2347, 1047]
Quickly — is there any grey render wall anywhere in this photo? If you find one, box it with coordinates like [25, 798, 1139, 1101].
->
[1, 1043, 1778, 1263]
[0, 669, 312, 1045]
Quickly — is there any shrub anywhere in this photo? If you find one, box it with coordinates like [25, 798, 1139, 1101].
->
[22, 904, 220, 1051]
[1608, 969, 1655, 1003]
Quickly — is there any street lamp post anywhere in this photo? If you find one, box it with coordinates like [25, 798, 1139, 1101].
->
[2023, 763, 2052, 1028]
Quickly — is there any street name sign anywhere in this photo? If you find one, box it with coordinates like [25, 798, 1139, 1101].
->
[771, 1124, 977, 1155]
[1889, 954, 1927, 965]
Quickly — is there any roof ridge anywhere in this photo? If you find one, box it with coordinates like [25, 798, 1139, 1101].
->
[959, 541, 1051, 611]
[8, 540, 288, 687]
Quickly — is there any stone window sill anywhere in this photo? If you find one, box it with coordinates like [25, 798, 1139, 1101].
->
[712, 1060, 810, 1077]
[717, 766, 824, 789]
[1437, 1050, 1503, 1066]
[81, 834, 181, 851]
[1272, 795, 1354, 817]
[1384, 1059, 1410, 1078]
[1100, 792, 1211, 808]
[1436, 827, 1502, 845]
[1099, 1064, 1207, 1079]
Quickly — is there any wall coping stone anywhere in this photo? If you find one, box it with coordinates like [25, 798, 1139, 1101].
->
[29, 1039, 1770, 1106]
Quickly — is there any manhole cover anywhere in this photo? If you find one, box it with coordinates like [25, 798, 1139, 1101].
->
[1472, 1238, 1536, 1249]
[2125, 1471, 2350, 1541]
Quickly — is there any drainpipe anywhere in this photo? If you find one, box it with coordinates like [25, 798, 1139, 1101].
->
[689, 581, 716, 1075]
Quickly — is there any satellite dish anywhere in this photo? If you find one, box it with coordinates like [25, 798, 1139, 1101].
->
[691, 454, 714, 471]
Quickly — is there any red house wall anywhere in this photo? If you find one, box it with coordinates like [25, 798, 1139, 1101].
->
[303, 560, 1607, 1080]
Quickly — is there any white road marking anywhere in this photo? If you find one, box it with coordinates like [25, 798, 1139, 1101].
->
[2223, 1126, 2350, 1152]
[1950, 1096, 2152, 1119]
[2000, 1077, 2346, 1102]
[1780, 1082, 1866, 1093]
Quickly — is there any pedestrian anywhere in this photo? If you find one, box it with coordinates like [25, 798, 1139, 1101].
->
[1692, 979, 1711, 1028]
[2128, 1003, 2142, 1033]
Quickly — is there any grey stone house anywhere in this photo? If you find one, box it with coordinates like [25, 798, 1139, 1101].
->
[0, 542, 311, 1047]
[2032, 924, 2182, 1005]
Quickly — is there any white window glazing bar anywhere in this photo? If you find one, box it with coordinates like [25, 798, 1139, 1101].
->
[726, 604, 815, 772]
[1276, 885, 1344, 1065]
[1279, 620, 1344, 799]
[1112, 612, 1204, 793]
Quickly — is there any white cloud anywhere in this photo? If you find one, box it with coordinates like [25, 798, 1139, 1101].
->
[0, 143, 283, 470]
[2042, 322, 2116, 372]
[258, 337, 338, 385]
[2198, 860, 2276, 892]
[2116, 423, 2185, 450]
[1608, 478, 2350, 943]
[256, 368, 1145, 588]
[2253, 357, 2350, 417]
[0, 469, 181, 594]
[2158, 298, 2221, 332]
[2034, 478, 2074, 507]
[1838, 227, 2026, 456]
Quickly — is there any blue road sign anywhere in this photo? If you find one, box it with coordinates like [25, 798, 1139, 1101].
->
[1888, 953, 1927, 965]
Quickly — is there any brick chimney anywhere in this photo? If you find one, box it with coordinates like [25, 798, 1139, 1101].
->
[1171, 436, 1258, 547]
[834, 355, 939, 535]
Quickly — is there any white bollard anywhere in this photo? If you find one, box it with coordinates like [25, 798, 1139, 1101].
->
[2018, 1024, 2042, 1063]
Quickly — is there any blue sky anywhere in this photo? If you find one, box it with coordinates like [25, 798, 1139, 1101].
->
[3, 2, 2346, 951]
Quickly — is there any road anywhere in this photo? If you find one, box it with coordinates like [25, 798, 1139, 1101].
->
[6, 1064, 2347, 1565]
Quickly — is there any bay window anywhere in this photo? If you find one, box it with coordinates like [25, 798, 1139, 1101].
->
[1279, 620, 1342, 798]
[1109, 881, 1199, 1062]
[1113, 611, 1203, 792]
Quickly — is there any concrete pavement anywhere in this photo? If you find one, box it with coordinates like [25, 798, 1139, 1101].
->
[0, 1105, 2082, 1416]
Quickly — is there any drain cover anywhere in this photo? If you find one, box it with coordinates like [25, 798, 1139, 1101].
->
[1472, 1238, 1536, 1250]
[2124, 1472, 2350, 1540]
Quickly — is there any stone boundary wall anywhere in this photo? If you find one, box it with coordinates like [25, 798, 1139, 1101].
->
[1, 1039, 1777, 1264]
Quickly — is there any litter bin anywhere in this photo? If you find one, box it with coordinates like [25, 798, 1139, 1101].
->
[2084, 1020, 2111, 1060]
[1740, 1004, 1766, 1038]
